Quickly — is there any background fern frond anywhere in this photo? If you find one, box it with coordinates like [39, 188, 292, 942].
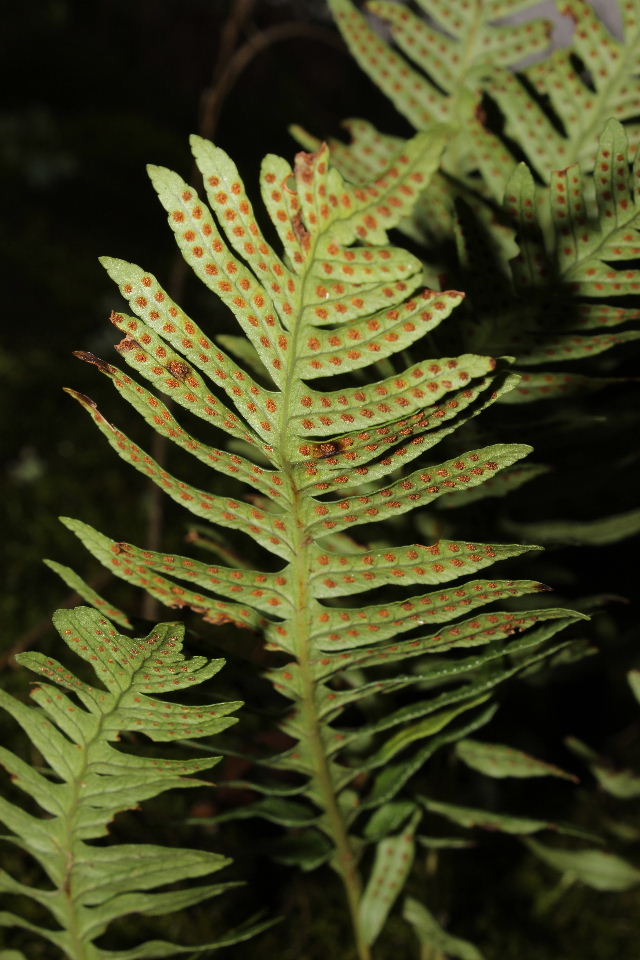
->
[0, 607, 271, 958]
[489, 0, 640, 181]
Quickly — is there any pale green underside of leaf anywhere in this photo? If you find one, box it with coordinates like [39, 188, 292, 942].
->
[330, 0, 640, 191]
[404, 896, 484, 960]
[565, 737, 640, 799]
[526, 839, 640, 892]
[363, 800, 417, 841]
[359, 809, 421, 946]
[323, 8, 640, 405]
[500, 118, 640, 384]
[455, 738, 577, 782]
[328, 0, 551, 193]
[492, 0, 640, 181]
[60, 128, 586, 899]
[44, 559, 132, 629]
[421, 797, 593, 839]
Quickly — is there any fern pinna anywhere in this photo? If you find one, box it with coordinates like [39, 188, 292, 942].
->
[0, 606, 270, 959]
[60, 132, 582, 957]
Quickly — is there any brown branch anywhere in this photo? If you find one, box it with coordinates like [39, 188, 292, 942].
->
[199, 22, 343, 139]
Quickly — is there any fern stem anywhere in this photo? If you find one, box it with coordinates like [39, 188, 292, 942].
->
[289, 491, 372, 960]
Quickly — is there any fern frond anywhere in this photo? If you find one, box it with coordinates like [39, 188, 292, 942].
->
[330, 1, 640, 194]
[327, 0, 553, 205]
[63, 131, 581, 957]
[488, 0, 640, 181]
[507, 119, 640, 299]
[404, 896, 484, 960]
[0, 607, 271, 958]
[496, 118, 640, 396]
[328, 0, 550, 139]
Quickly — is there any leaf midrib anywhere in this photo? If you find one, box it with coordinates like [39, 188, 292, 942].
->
[54, 632, 176, 957]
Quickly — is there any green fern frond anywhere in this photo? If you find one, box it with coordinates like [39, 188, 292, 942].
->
[488, 0, 640, 181]
[60, 132, 582, 956]
[328, 0, 550, 191]
[497, 118, 640, 400]
[0, 606, 271, 959]
[330, 1, 640, 190]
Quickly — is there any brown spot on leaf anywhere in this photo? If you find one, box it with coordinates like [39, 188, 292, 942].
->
[115, 335, 139, 353]
[295, 148, 319, 185]
[475, 103, 488, 127]
[292, 210, 311, 249]
[168, 359, 191, 380]
[308, 437, 353, 459]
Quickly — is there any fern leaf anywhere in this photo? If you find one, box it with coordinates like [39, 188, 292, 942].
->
[359, 809, 421, 946]
[311, 578, 548, 650]
[294, 372, 518, 488]
[328, 0, 551, 206]
[308, 442, 531, 535]
[364, 703, 500, 808]
[526, 840, 640, 892]
[329, 0, 550, 129]
[506, 120, 640, 300]
[60, 518, 268, 630]
[490, 0, 640, 181]
[43, 559, 132, 628]
[456, 739, 578, 781]
[404, 896, 484, 960]
[0, 607, 272, 958]
[67, 134, 580, 954]
[421, 797, 591, 837]
[308, 539, 538, 597]
[311, 626, 574, 717]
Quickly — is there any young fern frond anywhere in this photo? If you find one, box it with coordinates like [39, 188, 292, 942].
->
[0, 607, 269, 959]
[59, 132, 583, 957]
